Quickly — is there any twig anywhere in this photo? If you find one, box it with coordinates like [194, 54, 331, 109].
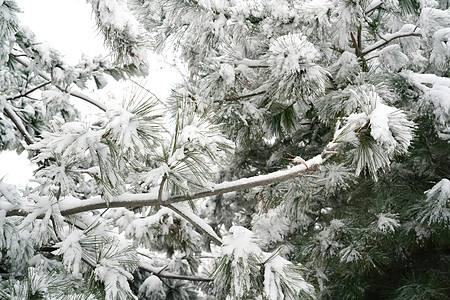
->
[360, 28, 421, 57]
[365, 2, 382, 15]
[129, 79, 168, 108]
[9, 53, 107, 111]
[221, 89, 267, 102]
[158, 173, 168, 205]
[139, 261, 212, 282]
[303, 175, 313, 195]
[350, 32, 360, 55]
[326, 74, 339, 90]
[7, 81, 52, 101]
[255, 191, 268, 215]
[164, 203, 223, 245]
[2, 102, 35, 145]
[351, 31, 368, 71]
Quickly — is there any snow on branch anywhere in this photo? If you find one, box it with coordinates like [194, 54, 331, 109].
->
[9, 53, 107, 111]
[6, 154, 323, 217]
[56, 155, 322, 216]
[6, 81, 51, 101]
[2, 102, 35, 145]
[139, 260, 212, 282]
[365, 0, 382, 15]
[360, 24, 421, 57]
[165, 203, 223, 245]
[404, 71, 450, 90]
[235, 58, 269, 68]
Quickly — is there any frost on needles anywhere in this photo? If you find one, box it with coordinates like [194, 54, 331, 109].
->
[0, 0, 449, 299]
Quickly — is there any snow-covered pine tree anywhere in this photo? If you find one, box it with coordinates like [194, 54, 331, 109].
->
[0, 0, 449, 299]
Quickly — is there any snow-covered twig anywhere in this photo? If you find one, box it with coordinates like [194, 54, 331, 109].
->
[6, 81, 51, 101]
[9, 53, 107, 111]
[235, 58, 269, 68]
[360, 25, 421, 57]
[139, 260, 212, 282]
[365, 0, 382, 15]
[3, 102, 35, 145]
[156, 170, 222, 244]
[222, 89, 267, 102]
[165, 203, 223, 245]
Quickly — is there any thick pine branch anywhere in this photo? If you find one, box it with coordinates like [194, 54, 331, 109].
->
[6, 155, 324, 217]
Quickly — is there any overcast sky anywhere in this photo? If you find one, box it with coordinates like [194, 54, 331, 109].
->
[0, 0, 180, 187]
[2, 0, 99, 187]
[17, 0, 107, 63]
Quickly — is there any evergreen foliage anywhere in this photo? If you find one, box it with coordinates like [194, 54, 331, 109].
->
[0, 0, 449, 299]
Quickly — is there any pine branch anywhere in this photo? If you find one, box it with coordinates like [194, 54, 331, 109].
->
[156, 172, 222, 245]
[235, 58, 269, 68]
[365, 0, 382, 15]
[164, 203, 223, 245]
[2, 81, 65, 145]
[139, 261, 212, 282]
[5, 153, 326, 217]
[360, 26, 421, 57]
[55, 217, 212, 285]
[2, 102, 35, 145]
[6, 81, 51, 101]
[220, 89, 267, 102]
[5, 154, 325, 217]
[9, 53, 107, 111]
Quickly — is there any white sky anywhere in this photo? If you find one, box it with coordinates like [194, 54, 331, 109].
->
[17, 0, 107, 64]
[0, 0, 181, 187]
